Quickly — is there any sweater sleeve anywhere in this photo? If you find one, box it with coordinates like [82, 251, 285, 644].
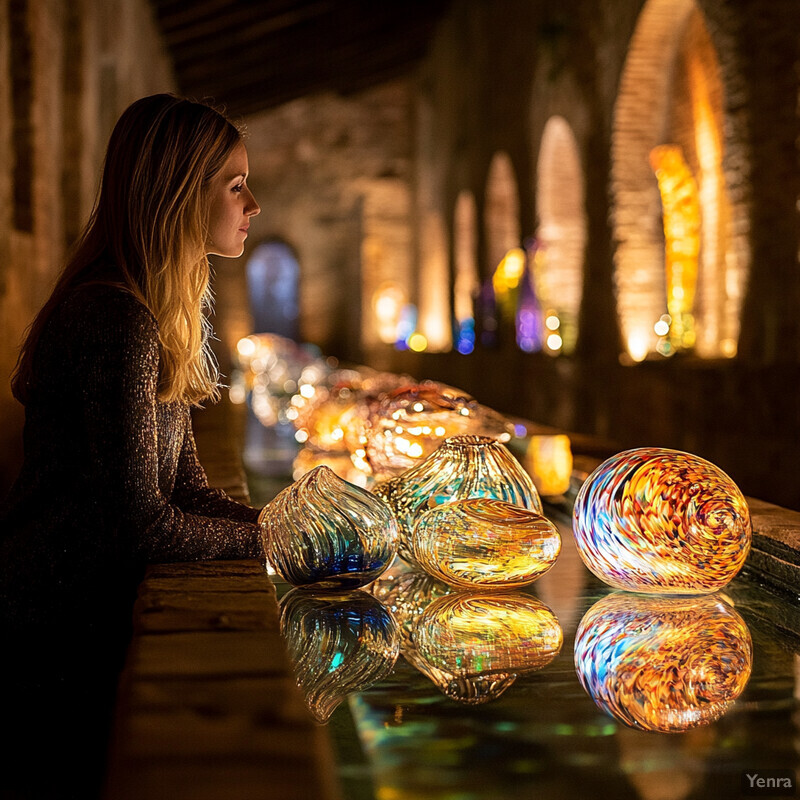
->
[171, 410, 261, 524]
[76, 293, 262, 564]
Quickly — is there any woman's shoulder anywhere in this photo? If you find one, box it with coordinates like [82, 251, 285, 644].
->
[63, 282, 157, 332]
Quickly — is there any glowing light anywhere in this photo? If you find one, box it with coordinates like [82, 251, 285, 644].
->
[654, 319, 670, 337]
[229, 383, 246, 405]
[299, 384, 315, 398]
[295, 429, 309, 443]
[720, 338, 737, 358]
[524, 434, 573, 497]
[546, 333, 563, 351]
[372, 283, 406, 345]
[408, 333, 428, 352]
[236, 337, 257, 357]
[627, 331, 649, 362]
[545, 314, 560, 331]
[650, 144, 701, 352]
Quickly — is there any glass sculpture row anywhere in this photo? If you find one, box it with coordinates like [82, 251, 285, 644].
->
[279, 564, 752, 731]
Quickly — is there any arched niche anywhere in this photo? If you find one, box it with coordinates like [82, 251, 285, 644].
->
[245, 239, 300, 340]
[611, 0, 741, 361]
[535, 116, 587, 355]
[485, 151, 521, 273]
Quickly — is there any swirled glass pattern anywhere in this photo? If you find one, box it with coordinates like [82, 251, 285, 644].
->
[280, 589, 400, 723]
[259, 465, 398, 589]
[574, 592, 752, 732]
[572, 447, 751, 593]
[372, 435, 542, 564]
[411, 498, 561, 589]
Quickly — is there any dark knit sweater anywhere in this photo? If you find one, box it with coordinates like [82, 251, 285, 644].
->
[0, 283, 262, 631]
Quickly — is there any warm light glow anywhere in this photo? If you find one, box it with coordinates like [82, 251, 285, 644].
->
[418, 211, 453, 352]
[372, 283, 407, 344]
[408, 333, 428, 352]
[654, 319, 670, 337]
[546, 333, 563, 352]
[545, 314, 560, 331]
[236, 336, 257, 358]
[720, 338, 737, 358]
[524, 434, 573, 497]
[627, 331, 649, 362]
[650, 144, 700, 351]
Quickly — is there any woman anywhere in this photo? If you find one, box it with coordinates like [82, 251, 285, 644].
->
[0, 94, 262, 797]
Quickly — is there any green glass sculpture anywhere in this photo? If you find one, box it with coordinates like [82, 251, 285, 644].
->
[372, 435, 542, 564]
[411, 498, 561, 589]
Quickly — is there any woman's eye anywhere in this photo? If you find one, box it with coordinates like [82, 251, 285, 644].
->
[232, 183, 244, 194]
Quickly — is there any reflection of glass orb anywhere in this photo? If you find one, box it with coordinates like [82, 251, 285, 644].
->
[573, 448, 751, 593]
[280, 589, 400, 724]
[411, 498, 560, 589]
[259, 466, 398, 590]
[411, 592, 562, 704]
[575, 593, 752, 732]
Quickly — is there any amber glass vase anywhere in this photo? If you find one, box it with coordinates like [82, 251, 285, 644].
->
[259, 465, 398, 589]
[411, 498, 561, 589]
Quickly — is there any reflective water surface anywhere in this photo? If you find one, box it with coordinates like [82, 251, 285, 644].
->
[270, 506, 800, 800]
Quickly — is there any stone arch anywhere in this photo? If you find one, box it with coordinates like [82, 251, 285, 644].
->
[611, 0, 741, 360]
[484, 151, 521, 273]
[535, 116, 587, 355]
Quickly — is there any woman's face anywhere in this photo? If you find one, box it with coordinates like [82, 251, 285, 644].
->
[206, 141, 260, 257]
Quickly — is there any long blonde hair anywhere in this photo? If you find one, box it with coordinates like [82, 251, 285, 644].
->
[12, 94, 242, 406]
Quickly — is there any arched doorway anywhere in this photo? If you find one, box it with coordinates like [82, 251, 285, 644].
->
[245, 239, 300, 339]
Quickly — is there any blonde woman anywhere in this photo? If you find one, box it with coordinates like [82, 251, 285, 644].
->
[1, 94, 262, 797]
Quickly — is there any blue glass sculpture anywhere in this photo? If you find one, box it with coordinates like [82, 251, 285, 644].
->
[572, 447, 751, 593]
[259, 465, 398, 589]
[575, 592, 752, 732]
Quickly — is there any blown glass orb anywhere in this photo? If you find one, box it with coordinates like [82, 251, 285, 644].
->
[372, 435, 542, 564]
[574, 592, 752, 732]
[572, 447, 751, 593]
[280, 589, 400, 724]
[411, 498, 561, 589]
[411, 592, 563, 704]
[364, 383, 514, 479]
[259, 465, 398, 590]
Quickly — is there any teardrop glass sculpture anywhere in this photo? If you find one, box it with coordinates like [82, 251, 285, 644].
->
[280, 588, 400, 724]
[572, 447, 751, 593]
[372, 435, 542, 564]
[574, 592, 752, 732]
[411, 592, 563, 703]
[411, 498, 561, 589]
[364, 383, 514, 479]
[259, 465, 398, 590]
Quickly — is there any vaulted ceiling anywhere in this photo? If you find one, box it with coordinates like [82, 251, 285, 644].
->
[150, 0, 450, 117]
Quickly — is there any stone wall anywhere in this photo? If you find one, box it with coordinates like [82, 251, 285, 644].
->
[0, 0, 175, 495]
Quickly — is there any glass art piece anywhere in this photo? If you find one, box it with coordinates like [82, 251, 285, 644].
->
[372, 435, 542, 564]
[411, 592, 563, 704]
[574, 592, 752, 732]
[411, 498, 561, 589]
[280, 588, 400, 724]
[572, 447, 751, 593]
[364, 383, 514, 479]
[259, 466, 398, 590]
